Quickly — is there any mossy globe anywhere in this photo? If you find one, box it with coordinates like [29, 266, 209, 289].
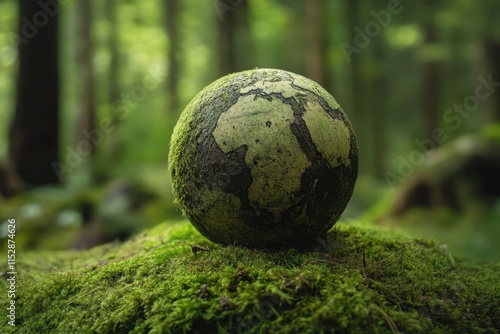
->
[168, 69, 358, 248]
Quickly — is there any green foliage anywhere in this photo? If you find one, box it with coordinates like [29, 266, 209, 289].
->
[482, 123, 500, 143]
[2, 220, 498, 333]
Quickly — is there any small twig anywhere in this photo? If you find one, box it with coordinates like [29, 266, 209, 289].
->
[376, 246, 406, 265]
[189, 244, 210, 254]
[374, 304, 400, 334]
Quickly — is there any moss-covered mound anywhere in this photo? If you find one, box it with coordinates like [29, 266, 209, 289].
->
[2, 221, 499, 333]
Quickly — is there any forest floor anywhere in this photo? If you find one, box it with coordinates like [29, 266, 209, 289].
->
[1, 220, 499, 333]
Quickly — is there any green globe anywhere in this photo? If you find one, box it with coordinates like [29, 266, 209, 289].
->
[168, 69, 358, 248]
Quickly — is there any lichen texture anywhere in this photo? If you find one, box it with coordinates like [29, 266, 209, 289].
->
[1, 220, 499, 333]
[168, 69, 358, 247]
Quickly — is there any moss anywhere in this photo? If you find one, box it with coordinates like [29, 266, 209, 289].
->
[2, 220, 499, 333]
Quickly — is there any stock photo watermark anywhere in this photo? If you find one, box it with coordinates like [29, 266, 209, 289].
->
[5, 219, 17, 327]
[340, 0, 407, 63]
[384, 74, 500, 190]
[51, 64, 165, 182]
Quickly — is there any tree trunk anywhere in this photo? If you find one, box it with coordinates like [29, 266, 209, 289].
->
[6, 0, 60, 192]
[422, 59, 441, 136]
[234, 0, 253, 72]
[215, 0, 253, 77]
[371, 36, 388, 178]
[75, 0, 96, 181]
[485, 41, 500, 122]
[306, 0, 325, 86]
[104, 0, 124, 164]
[216, 1, 236, 76]
[164, 0, 180, 113]
[106, 0, 119, 103]
[346, 0, 370, 175]
[421, 3, 441, 139]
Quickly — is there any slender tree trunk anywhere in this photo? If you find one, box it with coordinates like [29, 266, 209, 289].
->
[104, 0, 124, 163]
[421, 1, 441, 139]
[216, 1, 236, 76]
[442, 29, 462, 139]
[485, 41, 500, 122]
[6, 0, 60, 192]
[346, 0, 370, 175]
[371, 37, 387, 178]
[306, 0, 325, 86]
[234, 0, 253, 72]
[106, 0, 119, 103]
[422, 33, 441, 137]
[77, 0, 96, 173]
[216, 0, 252, 76]
[164, 0, 179, 112]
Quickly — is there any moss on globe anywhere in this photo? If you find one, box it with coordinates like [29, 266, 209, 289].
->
[168, 68, 358, 248]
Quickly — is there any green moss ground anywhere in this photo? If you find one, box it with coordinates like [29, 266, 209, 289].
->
[1, 220, 499, 333]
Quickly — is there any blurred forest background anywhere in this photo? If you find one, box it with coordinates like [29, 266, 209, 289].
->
[0, 0, 499, 260]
